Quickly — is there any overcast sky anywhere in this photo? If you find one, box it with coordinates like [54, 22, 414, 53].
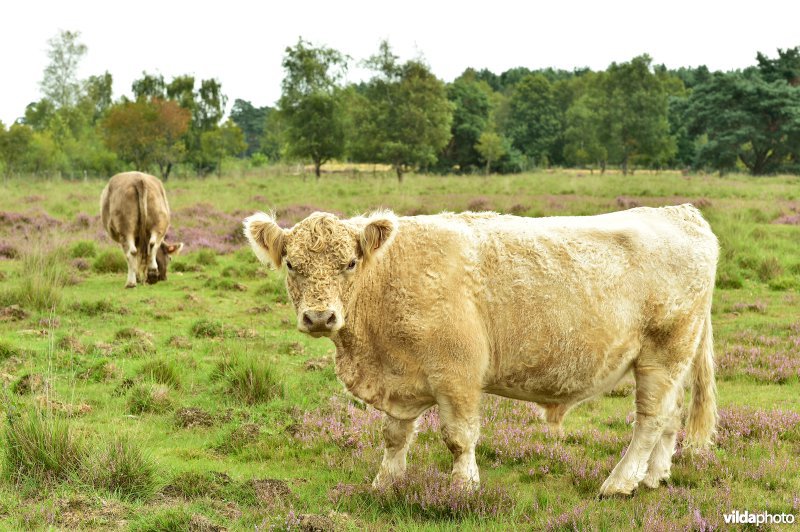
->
[2, 0, 799, 125]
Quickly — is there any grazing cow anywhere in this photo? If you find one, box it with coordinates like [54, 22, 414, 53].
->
[100, 172, 183, 288]
[243, 205, 718, 497]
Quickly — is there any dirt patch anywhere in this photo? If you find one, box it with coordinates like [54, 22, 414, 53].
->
[0, 305, 28, 321]
[304, 357, 332, 371]
[13, 373, 48, 395]
[175, 407, 215, 428]
[57, 335, 86, 355]
[35, 395, 92, 416]
[250, 478, 292, 504]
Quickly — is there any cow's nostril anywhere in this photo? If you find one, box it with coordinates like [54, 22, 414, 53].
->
[326, 312, 337, 326]
[302, 313, 314, 327]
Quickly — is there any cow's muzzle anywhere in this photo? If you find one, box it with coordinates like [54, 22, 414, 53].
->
[299, 309, 342, 336]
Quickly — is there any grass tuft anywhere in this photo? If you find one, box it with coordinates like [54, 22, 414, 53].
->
[0, 246, 69, 311]
[218, 356, 284, 405]
[128, 383, 174, 414]
[69, 240, 97, 259]
[3, 409, 84, 484]
[191, 319, 225, 339]
[139, 360, 182, 389]
[84, 437, 157, 501]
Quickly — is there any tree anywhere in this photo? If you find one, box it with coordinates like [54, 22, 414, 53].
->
[0, 123, 34, 176]
[230, 99, 273, 156]
[351, 42, 453, 181]
[102, 99, 190, 178]
[278, 38, 347, 178]
[474, 131, 506, 175]
[757, 47, 800, 86]
[504, 74, 561, 167]
[40, 30, 87, 109]
[132, 72, 167, 100]
[200, 120, 247, 176]
[688, 71, 800, 175]
[599, 56, 676, 173]
[438, 76, 491, 172]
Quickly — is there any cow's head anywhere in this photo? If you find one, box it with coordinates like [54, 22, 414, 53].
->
[144, 242, 184, 284]
[244, 211, 397, 337]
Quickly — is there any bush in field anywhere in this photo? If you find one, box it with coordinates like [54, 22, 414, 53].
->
[194, 249, 218, 266]
[139, 359, 182, 389]
[0, 246, 69, 311]
[3, 409, 84, 483]
[69, 240, 97, 258]
[191, 319, 225, 338]
[92, 249, 127, 273]
[219, 356, 284, 405]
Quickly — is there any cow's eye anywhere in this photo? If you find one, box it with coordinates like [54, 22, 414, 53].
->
[346, 259, 357, 271]
[285, 261, 294, 271]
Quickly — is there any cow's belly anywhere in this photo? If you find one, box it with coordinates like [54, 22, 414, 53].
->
[482, 332, 641, 405]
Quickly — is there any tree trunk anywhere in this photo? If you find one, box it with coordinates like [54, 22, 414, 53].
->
[485, 159, 491, 176]
[395, 164, 403, 183]
[314, 160, 322, 179]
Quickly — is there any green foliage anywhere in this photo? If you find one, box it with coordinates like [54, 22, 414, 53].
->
[688, 69, 800, 175]
[191, 319, 224, 338]
[92, 249, 127, 273]
[128, 507, 195, 532]
[438, 76, 491, 172]
[505, 73, 561, 167]
[40, 30, 87, 109]
[69, 240, 97, 258]
[350, 42, 453, 181]
[200, 119, 247, 177]
[474, 131, 508, 174]
[278, 38, 348, 178]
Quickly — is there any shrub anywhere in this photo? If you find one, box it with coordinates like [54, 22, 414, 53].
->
[139, 360, 182, 389]
[128, 383, 174, 414]
[716, 269, 744, 289]
[69, 240, 97, 258]
[768, 276, 800, 291]
[191, 319, 224, 339]
[0, 342, 24, 361]
[757, 256, 784, 282]
[70, 299, 118, 316]
[93, 250, 127, 274]
[194, 249, 218, 266]
[3, 409, 85, 483]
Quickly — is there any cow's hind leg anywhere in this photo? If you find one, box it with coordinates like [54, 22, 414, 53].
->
[372, 414, 418, 488]
[599, 334, 698, 498]
[438, 392, 481, 488]
[146, 232, 162, 282]
[642, 393, 683, 489]
[122, 240, 138, 288]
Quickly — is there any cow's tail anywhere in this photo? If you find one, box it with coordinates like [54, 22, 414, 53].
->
[683, 310, 717, 450]
[135, 178, 149, 261]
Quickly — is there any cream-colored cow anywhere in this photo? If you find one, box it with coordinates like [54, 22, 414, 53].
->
[100, 172, 183, 287]
[244, 204, 718, 497]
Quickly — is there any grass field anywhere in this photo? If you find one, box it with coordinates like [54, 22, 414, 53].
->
[0, 169, 799, 530]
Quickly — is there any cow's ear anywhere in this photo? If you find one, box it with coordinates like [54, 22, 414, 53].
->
[163, 242, 184, 256]
[359, 210, 398, 264]
[244, 212, 285, 268]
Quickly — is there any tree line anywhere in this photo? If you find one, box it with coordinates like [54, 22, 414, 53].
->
[1, 31, 799, 180]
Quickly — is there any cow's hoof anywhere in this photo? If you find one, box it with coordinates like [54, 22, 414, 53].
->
[641, 470, 669, 489]
[598, 477, 637, 498]
[124, 282, 137, 289]
[371, 471, 399, 489]
[451, 474, 480, 492]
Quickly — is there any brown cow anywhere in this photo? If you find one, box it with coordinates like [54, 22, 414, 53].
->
[243, 205, 718, 497]
[100, 172, 183, 287]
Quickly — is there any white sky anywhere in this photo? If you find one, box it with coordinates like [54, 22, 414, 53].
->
[2, 0, 799, 125]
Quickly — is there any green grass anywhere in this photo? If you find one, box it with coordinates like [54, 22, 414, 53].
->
[0, 169, 798, 529]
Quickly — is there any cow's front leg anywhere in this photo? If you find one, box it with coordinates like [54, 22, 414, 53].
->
[438, 393, 481, 488]
[372, 414, 417, 488]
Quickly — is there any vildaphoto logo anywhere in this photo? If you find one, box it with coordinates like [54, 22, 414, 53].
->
[723, 510, 796, 525]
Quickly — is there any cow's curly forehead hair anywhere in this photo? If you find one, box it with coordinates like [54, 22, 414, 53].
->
[286, 212, 356, 263]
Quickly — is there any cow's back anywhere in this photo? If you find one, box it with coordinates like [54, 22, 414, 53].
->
[100, 172, 171, 245]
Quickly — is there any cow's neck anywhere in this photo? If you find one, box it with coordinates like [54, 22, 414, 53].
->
[330, 275, 387, 408]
